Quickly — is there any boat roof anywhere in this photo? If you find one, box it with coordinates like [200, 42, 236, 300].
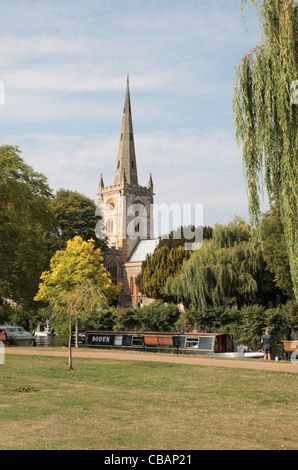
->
[0, 325, 24, 328]
[83, 330, 229, 336]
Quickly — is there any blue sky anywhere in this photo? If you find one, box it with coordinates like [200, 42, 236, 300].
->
[0, 0, 267, 228]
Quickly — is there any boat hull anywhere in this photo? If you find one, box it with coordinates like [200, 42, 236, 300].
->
[214, 351, 245, 358]
[9, 337, 34, 346]
[244, 351, 265, 359]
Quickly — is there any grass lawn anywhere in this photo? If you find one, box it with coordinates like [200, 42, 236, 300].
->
[0, 353, 297, 450]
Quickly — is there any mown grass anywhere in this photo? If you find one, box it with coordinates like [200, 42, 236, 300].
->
[0, 353, 297, 450]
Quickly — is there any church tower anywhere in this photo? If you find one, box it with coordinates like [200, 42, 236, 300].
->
[98, 75, 156, 305]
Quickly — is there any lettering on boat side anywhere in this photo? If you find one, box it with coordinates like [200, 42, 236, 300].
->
[91, 335, 111, 344]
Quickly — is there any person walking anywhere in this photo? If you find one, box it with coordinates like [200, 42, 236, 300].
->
[261, 329, 273, 360]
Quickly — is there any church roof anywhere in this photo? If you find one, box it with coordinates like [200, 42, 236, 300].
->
[127, 239, 159, 262]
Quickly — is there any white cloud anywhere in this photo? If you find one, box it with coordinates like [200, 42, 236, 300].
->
[3, 126, 258, 227]
[0, 1, 259, 102]
[0, 0, 261, 226]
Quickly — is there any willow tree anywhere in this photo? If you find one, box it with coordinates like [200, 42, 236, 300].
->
[165, 219, 262, 311]
[233, 0, 298, 300]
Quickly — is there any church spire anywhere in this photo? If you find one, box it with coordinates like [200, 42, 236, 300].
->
[114, 75, 138, 186]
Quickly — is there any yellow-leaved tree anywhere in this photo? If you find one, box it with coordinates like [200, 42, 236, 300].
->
[34, 236, 121, 369]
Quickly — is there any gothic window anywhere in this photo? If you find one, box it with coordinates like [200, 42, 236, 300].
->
[131, 160, 134, 169]
[129, 277, 134, 295]
[107, 258, 118, 285]
[106, 219, 113, 234]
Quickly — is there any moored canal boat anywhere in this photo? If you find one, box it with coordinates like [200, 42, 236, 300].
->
[72, 330, 236, 356]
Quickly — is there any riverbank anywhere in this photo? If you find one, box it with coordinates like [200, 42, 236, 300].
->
[5, 346, 298, 373]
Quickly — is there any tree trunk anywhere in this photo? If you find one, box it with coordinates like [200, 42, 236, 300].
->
[69, 314, 73, 371]
[75, 316, 79, 348]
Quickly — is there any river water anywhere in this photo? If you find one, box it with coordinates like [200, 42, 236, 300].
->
[34, 335, 68, 347]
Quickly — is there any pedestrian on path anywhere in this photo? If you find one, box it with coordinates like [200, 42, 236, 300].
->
[261, 329, 273, 360]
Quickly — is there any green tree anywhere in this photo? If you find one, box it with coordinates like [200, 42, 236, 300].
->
[34, 236, 121, 369]
[261, 207, 294, 297]
[137, 245, 191, 301]
[54, 280, 108, 370]
[234, 0, 298, 299]
[158, 225, 213, 250]
[0, 145, 55, 308]
[133, 300, 180, 332]
[165, 218, 271, 310]
[111, 301, 180, 332]
[48, 189, 107, 254]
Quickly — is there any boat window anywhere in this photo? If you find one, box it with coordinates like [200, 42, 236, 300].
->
[199, 336, 214, 351]
[114, 335, 123, 346]
[132, 335, 144, 346]
[185, 337, 199, 348]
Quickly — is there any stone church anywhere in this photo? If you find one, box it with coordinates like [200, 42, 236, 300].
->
[98, 76, 159, 307]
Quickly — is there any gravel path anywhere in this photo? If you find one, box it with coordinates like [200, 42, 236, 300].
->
[5, 347, 298, 373]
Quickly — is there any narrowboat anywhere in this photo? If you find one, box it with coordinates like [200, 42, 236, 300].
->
[72, 330, 238, 356]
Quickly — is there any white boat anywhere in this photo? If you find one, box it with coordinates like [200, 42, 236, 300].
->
[243, 351, 265, 359]
[214, 351, 245, 358]
[215, 346, 265, 359]
[33, 323, 57, 337]
[0, 325, 34, 346]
